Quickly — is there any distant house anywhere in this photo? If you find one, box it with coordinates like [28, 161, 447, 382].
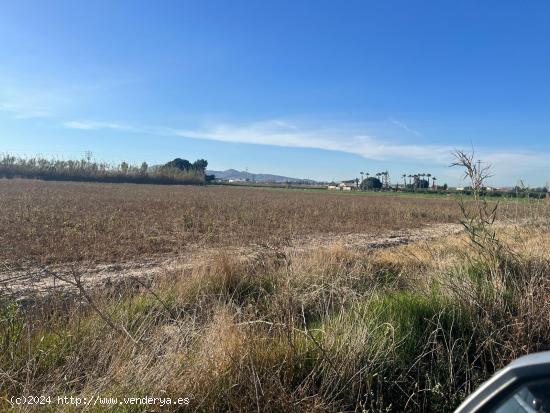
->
[327, 182, 355, 191]
[338, 182, 354, 191]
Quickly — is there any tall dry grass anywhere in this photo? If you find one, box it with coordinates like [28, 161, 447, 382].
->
[0, 154, 205, 185]
[1, 219, 549, 412]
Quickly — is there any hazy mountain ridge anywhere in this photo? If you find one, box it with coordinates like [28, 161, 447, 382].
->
[207, 169, 315, 183]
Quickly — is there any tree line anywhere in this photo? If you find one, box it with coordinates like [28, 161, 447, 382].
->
[356, 171, 438, 191]
[0, 153, 211, 185]
[354, 168, 548, 199]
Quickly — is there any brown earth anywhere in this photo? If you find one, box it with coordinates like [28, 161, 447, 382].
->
[0, 222, 463, 299]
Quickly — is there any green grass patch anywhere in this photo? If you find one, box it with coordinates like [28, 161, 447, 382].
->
[318, 291, 473, 367]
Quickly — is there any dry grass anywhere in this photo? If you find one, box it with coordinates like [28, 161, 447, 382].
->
[1, 221, 549, 411]
[1, 178, 549, 412]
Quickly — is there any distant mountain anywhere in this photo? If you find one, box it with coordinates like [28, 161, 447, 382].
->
[207, 169, 316, 183]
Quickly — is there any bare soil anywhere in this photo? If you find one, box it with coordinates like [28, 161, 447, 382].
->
[0, 222, 463, 300]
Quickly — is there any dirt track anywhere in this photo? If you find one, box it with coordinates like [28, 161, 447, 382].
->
[0, 222, 463, 300]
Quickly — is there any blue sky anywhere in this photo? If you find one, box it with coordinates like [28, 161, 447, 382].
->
[1, 1, 549, 186]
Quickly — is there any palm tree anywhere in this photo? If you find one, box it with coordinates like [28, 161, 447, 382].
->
[401, 174, 406, 188]
[426, 173, 431, 190]
[360, 171, 364, 189]
[432, 176, 437, 189]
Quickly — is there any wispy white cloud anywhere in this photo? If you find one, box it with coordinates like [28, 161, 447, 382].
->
[172, 119, 452, 162]
[60, 117, 550, 185]
[388, 117, 422, 136]
[476, 151, 550, 185]
[0, 101, 52, 119]
[173, 119, 550, 184]
[0, 80, 73, 119]
[63, 120, 138, 132]
[0, 75, 139, 121]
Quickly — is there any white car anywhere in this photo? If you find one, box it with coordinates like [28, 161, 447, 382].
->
[455, 352, 550, 412]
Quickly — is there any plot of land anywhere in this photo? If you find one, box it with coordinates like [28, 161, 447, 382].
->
[0, 179, 465, 265]
[1, 178, 548, 412]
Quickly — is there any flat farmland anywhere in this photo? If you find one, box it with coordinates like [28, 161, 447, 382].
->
[0, 179, 464, 264]
[1, 178, 549, 412]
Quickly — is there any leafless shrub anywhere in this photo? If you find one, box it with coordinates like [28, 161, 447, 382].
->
[450, 149, 522, 283]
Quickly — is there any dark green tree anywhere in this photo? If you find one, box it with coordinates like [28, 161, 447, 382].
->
[164, 158, 192, 170]
[192, 159, 208, 172]
[361, 176, 382, 190]
[140, 162, 148, 175]
[418, 179, 430, 189]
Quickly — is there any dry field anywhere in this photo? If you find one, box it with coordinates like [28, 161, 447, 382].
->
[0, 179, 466, 265]
[0, 178, 549, 412]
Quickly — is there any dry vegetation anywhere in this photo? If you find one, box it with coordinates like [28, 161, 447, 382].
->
[0, 179, 466, 265]
[0, 177, 549, 412]
[0, 154, 205, 185]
